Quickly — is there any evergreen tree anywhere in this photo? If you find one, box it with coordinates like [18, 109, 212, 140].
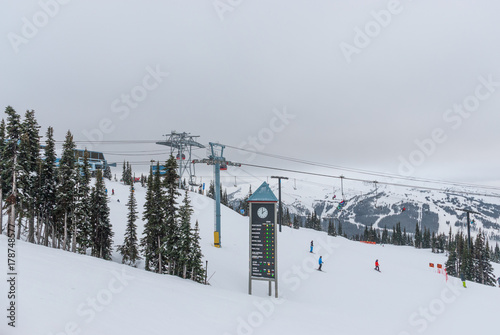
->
[141, 164, 166, 273]
[17, 110, 40, 243]
[56, 131, 77, 250]
[312, 212, 322, 231]
[381, 226, 389, 244]
[0, 119, 5, 234]
[363, 225, 369, 241]
[305, 213, 312, 229]
[122, 161, 127, 183]
[207, 180, 215, 199]
[494, 243, 500, 263]
[337, 220, 343, 236]
[75, 149, 92, 253]
[461, 242, 474, 281]
[141, 166, 160, 271]
[188, 220, 204, 283]
[431, 232, 437, 253]
[178, 190, 193, 278]
[445, 247, 458, 277]
[221, 188, 228, 206]
[161, 156, 181, 275]
[292, 215, 300, 229]
[472, 231, 495, 286]
[40, 127, 57, 247]
[117, 181, 140, 266]
[422, 227, 431, 248]
[90, 169, 113, 259]
[241, 185, 252, 216]
[103, 165, 112, 180]
[327, 219, 335, 236]
[3, 106, 22, 238]
[284, 208, 291, 227]
[414, 222, 422, 248]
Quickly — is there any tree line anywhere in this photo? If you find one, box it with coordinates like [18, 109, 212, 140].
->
[0, 106, 112, 258]
[1, 106, 204, 283]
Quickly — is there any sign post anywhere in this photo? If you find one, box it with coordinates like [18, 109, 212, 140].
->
[247, 182, 278, 298]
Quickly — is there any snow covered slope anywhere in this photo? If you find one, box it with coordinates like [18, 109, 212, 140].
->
[1, 181, 500, 335]
[226, 177, 500, 240]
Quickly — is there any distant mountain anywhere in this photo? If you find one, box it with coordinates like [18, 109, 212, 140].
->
[226, 178, 500, 241]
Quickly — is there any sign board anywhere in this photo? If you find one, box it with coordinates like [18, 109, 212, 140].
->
[247, 182, 278, 298]
[250, 203, 276, 279]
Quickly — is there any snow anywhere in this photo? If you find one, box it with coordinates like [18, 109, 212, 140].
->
[225, 175, 500, 240]
[1, 178, 500, 335]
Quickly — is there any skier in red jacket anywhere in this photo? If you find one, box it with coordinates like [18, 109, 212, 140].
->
[375, 259, 380, 271]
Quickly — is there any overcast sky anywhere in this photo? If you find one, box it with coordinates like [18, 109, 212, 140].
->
[2, 0, 500, 188]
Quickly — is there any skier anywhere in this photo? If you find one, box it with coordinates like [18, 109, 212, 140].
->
[375, 259, 380, 271]
[497, 277, 500, 288]
[318, 256, 323, 271]
[310, 240, 314, 253]
[112, 189, 114, 195]
[460, 273, 466, 288]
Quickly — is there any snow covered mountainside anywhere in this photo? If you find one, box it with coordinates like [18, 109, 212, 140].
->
[1, 178, 500, 335]
[226, 177, 500, 240]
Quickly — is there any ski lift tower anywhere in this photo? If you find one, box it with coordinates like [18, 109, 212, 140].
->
[192, 142, 241, 248]
[156, 131, 205, 188]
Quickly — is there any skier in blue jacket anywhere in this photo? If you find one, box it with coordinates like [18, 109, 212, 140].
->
[310, 240, 314, 253]
[318, 256, 323, 271]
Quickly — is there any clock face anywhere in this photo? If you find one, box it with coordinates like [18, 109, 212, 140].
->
[257, 206, 268, 219]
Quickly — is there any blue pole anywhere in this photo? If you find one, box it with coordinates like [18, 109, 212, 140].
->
[215, 162, 221, 247]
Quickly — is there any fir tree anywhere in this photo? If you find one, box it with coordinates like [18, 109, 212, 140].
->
[178, 190, 193, 278]
[494, 243, 500, 263]
[118, 181, 140, 266]
[90, 169, 113, 259]
[3, 106, 22, 238]
[103, 165, 112, 180]
[445, 247, 458, 277]
[40, 127, 57, 247]
[18, 110, 40, 243]
[337, 220, 343, 236]
[188, 220, 204, 283]
[141, 164, 166, 273]
[414, 222, 422, 248]
[0, 119, 5, 233]
[75, 149, 92, 253]
[327, 219, 336, 236]
[207, 180, 215, 199]
[56, 131, 77, 250]
[162, 156, 181, 275]
[381, 226, 389, 244]
[461, 242, 474, 281]
[241, 185, 252, 215]
[292, 215, 300, 229]
[284, 208, 291, 227]
[422, 227, 431, 248]
[122, 161, 127, 183]
[305, 213, 312, 229]
[472, 231, 495, 286]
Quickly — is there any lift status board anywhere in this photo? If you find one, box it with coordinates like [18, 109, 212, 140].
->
[250, 203, 276, 279]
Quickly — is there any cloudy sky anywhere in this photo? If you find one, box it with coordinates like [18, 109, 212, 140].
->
[2, 0, 500, 188]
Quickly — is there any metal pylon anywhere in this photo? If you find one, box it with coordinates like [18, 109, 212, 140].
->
[156, 131, 205, 187]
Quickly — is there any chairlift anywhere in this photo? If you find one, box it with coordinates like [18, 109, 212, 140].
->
[340, 175, 345, 201]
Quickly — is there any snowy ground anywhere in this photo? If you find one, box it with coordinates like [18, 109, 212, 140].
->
[1, 178, 499, 335]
